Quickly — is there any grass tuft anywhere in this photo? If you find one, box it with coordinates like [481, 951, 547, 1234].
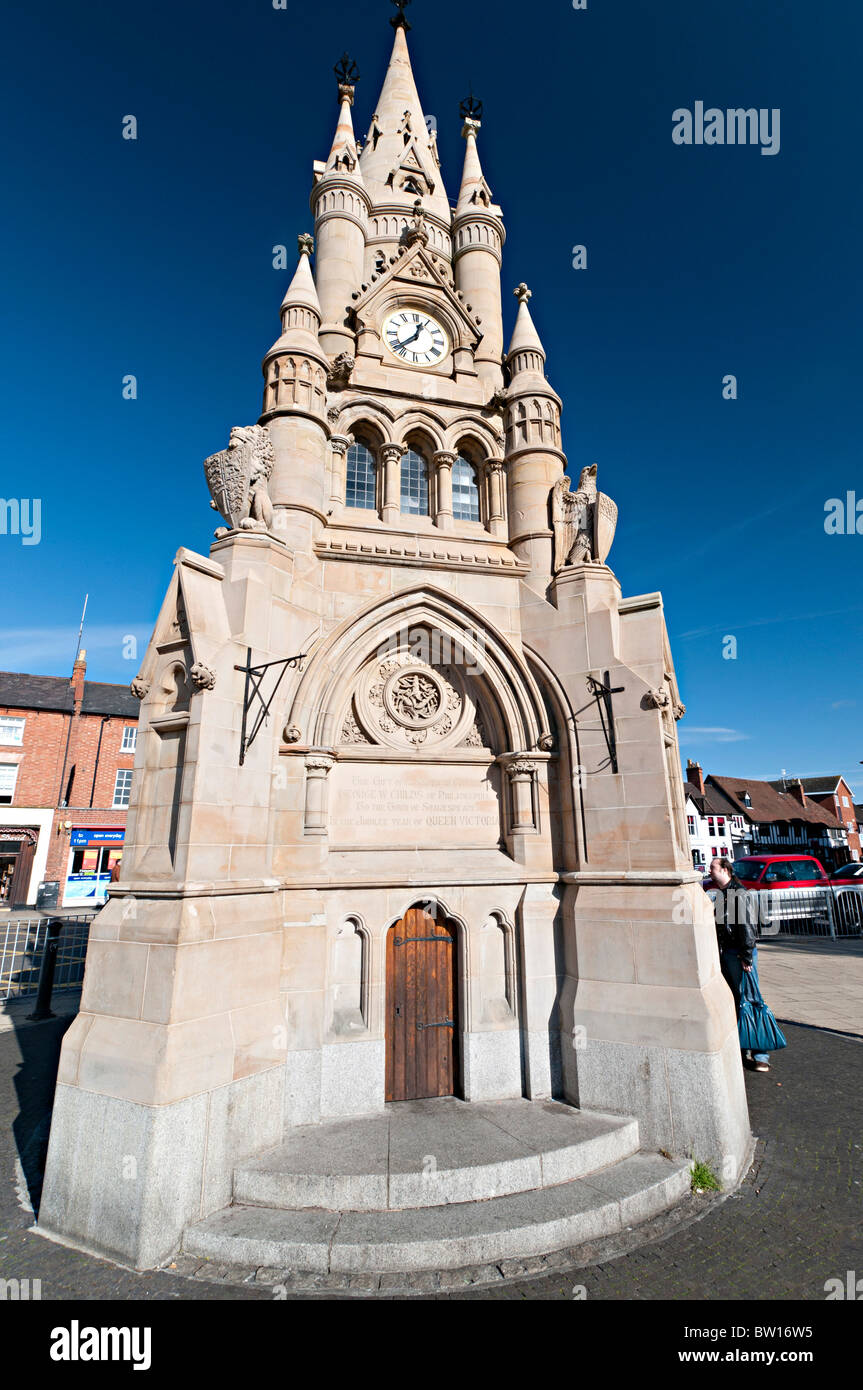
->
[690, 1159, 721, 1193]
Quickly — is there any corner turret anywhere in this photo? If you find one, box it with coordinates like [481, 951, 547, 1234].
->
[312, 56, 372, 358]
[503, 284, 566, 590]
[452, 98, 505, 394]
[260, 237, 331, 549]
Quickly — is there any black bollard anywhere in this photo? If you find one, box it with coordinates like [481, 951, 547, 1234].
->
[26, 917, 64, 1021]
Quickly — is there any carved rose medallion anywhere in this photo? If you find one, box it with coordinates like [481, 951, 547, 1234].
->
[384, 670, 444, 727]
[347, 650, 477, 751]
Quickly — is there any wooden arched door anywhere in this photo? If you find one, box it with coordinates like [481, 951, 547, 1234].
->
[385, 904, 459, 1102]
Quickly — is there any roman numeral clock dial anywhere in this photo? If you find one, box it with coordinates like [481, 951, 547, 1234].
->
[383, 310, 448, 365]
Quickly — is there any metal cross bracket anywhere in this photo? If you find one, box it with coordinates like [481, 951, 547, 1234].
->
[234, 647, 307, 766]
[575, 670, 625, 775]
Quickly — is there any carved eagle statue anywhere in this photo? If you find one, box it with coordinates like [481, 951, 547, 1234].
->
[552, 464, 618, 573]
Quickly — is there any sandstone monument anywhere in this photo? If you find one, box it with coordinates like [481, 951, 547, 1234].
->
[39, 10, 750, 1273]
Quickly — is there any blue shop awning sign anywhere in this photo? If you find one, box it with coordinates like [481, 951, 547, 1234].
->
[70, 828, 126, 847]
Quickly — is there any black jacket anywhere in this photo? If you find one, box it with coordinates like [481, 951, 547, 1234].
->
[713, 874, 758, 967]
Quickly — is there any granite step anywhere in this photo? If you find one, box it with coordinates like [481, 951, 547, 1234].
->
[183, 1150, 691, 1274]
[233, 1097, 640, 1212]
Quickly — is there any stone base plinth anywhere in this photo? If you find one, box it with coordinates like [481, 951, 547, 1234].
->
[38, 1067, 284, 1269]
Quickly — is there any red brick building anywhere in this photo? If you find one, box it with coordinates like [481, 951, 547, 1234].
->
[0, 653, 139, 908]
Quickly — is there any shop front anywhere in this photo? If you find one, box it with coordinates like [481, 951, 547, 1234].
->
[63, 828, 125, 906]
[0, 827, 39, 907]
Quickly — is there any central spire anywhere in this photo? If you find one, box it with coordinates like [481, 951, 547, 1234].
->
[358, 16, 451, 229]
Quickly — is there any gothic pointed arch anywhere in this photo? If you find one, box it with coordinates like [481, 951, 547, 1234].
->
[391, 406, 448, 449]
[283, 584, 551, 755]
[443, 418, 503, 458]
[333, 398, 397, 439]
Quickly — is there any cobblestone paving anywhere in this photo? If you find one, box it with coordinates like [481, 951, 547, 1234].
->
[447, 1024, 863, 1301]
[1, 1013, 860, 1301]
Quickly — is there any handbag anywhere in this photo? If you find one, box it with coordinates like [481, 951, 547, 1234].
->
[738, 967, 787, 1053]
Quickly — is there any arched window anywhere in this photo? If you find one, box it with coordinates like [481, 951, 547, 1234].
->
[345, 439, 377, 510]
[452, 455, 480, 522]
[400, 447, 429, 516]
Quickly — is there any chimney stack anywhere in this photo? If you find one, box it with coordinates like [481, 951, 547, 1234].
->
[788, 779, 807, 807]
[71, 649, 86, 713]
[686, 759, 705, 795]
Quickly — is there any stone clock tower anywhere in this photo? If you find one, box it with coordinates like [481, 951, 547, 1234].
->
[40, 12, 750, 1274]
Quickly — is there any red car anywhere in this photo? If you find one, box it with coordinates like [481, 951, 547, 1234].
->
[703, 854, 863, 938]
[732, 854, 829, 889]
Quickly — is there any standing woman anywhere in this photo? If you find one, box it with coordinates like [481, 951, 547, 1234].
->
[709, 857, 771, 1072]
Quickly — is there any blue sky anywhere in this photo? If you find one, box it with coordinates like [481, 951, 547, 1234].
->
[1, 0, 860, 794]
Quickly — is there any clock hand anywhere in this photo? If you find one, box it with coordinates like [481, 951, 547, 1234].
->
[400, 324, 424, 347]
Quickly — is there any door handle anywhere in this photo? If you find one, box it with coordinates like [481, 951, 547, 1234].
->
[416, 1019, 454, 1030]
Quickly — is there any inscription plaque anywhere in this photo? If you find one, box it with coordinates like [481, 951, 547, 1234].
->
[330, 762, 501, 849]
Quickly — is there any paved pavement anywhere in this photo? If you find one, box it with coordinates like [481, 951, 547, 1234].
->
[0, 989, 81, 1036]
[756, 936, 863, 1038]
[1, 942, 860, 1301]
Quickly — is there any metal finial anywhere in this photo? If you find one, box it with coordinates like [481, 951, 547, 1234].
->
[334, 53, 359, 86]
[459, 91, 483, 122]
[390, 0, 412, 31]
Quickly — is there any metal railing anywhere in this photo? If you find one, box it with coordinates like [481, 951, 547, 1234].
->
[753, 886, 863, 940]
[0, 915, 94, 1002]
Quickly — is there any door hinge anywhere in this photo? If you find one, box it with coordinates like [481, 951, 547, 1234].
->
[394, 935, 452, 945]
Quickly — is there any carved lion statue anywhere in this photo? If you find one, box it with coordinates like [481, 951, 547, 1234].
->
[204, 424, 275, 533]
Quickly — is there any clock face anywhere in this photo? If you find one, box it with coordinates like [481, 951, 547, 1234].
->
[383, 309, 448, 366]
